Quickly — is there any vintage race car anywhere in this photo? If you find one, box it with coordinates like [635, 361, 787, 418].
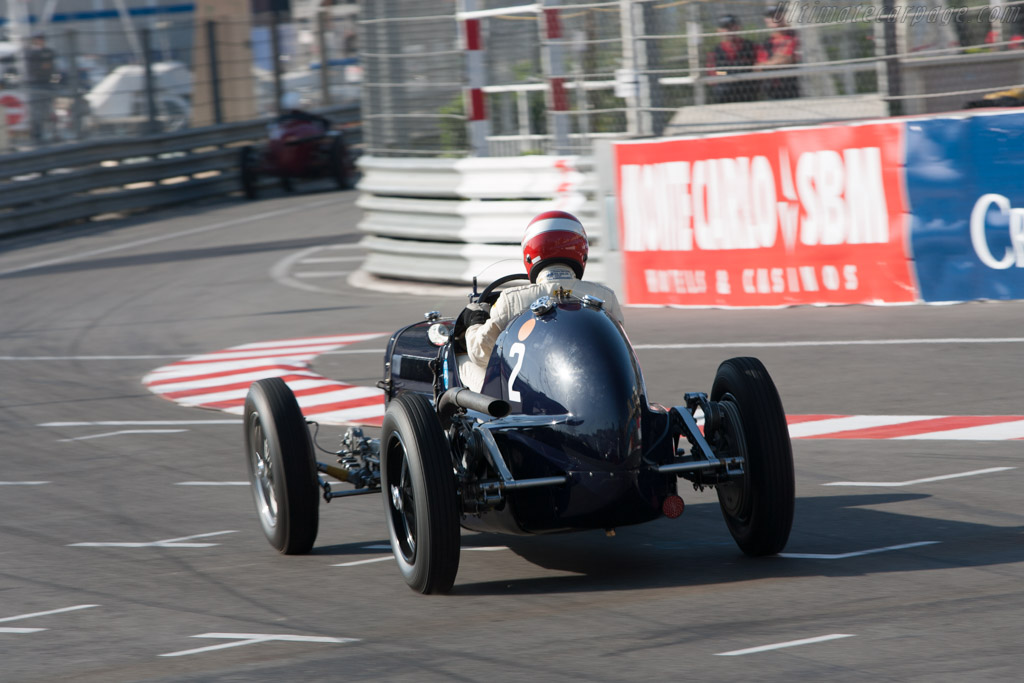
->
[243, 275, 795, 594]
[238, 107, 356, 199]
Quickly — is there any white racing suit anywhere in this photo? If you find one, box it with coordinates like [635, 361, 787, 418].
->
[459, 265, 625, 392]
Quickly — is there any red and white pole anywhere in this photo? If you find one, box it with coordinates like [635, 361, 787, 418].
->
[541, 0, 571, 154]
[460, 0, 490, 157]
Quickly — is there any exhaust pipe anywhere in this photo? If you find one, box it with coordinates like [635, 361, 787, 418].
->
[438, 388, 510, 422]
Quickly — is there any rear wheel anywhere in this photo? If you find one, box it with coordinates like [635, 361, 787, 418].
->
[330, 135, 356, 189]
[710, 357, 794, 556]
[380, 393, 460, 594]
[243, 378, 319, 554]
[240, 146, 260, 200]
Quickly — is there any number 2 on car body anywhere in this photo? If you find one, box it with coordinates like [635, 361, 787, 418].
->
[508, 342, 526, 402]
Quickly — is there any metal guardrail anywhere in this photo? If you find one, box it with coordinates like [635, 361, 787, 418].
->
[0, 105, 361, 239]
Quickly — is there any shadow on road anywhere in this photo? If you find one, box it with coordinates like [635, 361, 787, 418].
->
[452, 492, 1024, 596]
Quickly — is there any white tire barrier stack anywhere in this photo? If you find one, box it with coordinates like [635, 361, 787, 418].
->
[355, 155, 599, 285]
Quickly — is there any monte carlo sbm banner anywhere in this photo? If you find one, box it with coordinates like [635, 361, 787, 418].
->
[614, 122, 916, 307]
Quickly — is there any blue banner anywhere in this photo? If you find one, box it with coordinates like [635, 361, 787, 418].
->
[905, 111, 1024, 302]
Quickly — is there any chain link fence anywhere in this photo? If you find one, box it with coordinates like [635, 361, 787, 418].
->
[359, 0, 1024, 158]
[0, 2, 360, 152]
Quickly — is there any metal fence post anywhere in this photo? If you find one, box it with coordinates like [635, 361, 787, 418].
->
[881, 0, 903, 116]
[541, 0, 571, 154]
[619, 0, 640, 135]
[65, 29, 83, 140]
[206, 20, 223, 124]
[271, 10, 284, 114]
[459, 0, 490, 157]
[317, 9, 331, 106]
[686, 2, 705, 108]
[141, 28, 159, 135]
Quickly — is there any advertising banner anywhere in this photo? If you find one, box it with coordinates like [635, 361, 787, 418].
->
[614, 122, 916, 307]
[905, 111, 1024, 302]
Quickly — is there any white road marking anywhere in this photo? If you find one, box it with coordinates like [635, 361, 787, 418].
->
[5, 337, 1024, 364]
[337, 545, 508, 567]
[70, 530, 236, 548]
[159, 632, 359, 658]
[40, 420, 239, 427]
[300, 256, 366, 263]
[0, 197, 348, 277]
[0, 604, 99, 624]
[0, 354, 185, 361]
[162, 343, 359, 362]
[332, 556, 394, 567]
[231, 333, 380, 350]
[294, 271, 352, 278]
[148, 370, 323, 394]
[787, 416, 933, 439]
[780, 541, 939, 560]
[176, 481, 249, 486]
[58, 429, 187, 442]
[825, 467, 1015, 488]
[321, 348, 387, 355]
[633, 337, 1024, 350]
[0, 481, 49, 485]
[272, 244, 361, 295]
[0, 627, 45, 634]
[716, 633, 855, 656]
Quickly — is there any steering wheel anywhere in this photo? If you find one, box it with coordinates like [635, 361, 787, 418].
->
[476, 273, 530, 305]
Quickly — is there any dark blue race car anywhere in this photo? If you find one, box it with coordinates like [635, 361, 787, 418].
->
[243, 274, 795, 594]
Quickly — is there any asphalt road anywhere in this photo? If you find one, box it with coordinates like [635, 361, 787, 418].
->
[2, 186, 1023, 682]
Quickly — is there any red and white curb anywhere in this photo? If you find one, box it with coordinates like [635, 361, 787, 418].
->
[142, 336, 1024, 439]
[142, 334, 387, 426]
[786, 415, 1024, 440]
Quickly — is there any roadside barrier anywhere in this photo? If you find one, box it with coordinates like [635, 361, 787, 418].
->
[605, 108, 1024, 307]
[356, 155, 600, 285]
[0, 105, 359, 239]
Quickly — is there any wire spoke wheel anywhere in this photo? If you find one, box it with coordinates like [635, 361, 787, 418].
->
[249, 416, 279, 530]
[243, 378, 319, 554]
[380, 393, 460, 594]
[388, 437, 418, 562]
[710, 357, 795, 556]
[710, 398, 750, 525]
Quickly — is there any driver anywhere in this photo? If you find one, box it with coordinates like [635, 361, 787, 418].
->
[458, 210, 624, 392]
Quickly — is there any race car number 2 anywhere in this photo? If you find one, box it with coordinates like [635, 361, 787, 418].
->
[508, 342, 526, 402]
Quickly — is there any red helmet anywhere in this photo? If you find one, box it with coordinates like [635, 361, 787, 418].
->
[522, 210, 588, 282]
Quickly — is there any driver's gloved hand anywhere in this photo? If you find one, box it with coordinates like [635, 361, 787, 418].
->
[464, 302, 491, 327]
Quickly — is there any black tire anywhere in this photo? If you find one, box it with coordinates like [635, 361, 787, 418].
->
[243, 378, 319, 554]
[380, 393, 460, 594]
[710, 357, 794, 556]
[240, 146, 259, 200]
[330, 135, 356, 190]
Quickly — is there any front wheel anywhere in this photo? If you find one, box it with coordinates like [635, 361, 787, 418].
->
[710, 357, 794, 556]
[243, 378, 319, 554]
[380, 393, 460, 594]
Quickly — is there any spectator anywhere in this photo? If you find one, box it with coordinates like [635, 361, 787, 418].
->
[756, 8, 800, 100]
[707, 14, 758, 103]
[25, 33, 57, 143]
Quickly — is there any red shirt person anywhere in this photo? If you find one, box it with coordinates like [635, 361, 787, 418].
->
[755, 10, 800, 99]
[707, 14, 758, 102]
